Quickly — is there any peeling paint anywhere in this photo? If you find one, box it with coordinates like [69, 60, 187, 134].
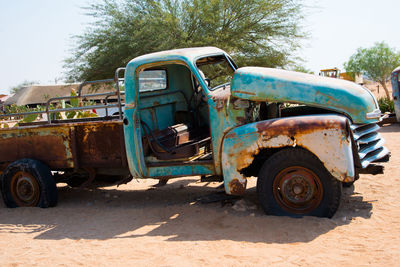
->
[228, 178, 246, 196]
[0, 120, 126, 171]
[230, 67, 380, 124]
[221, 115, 355, 195]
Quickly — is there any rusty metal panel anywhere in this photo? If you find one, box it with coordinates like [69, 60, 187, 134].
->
[221, 115, 355, 195]
[75, 121, 126, 168]
[0, 120, 126, 171]
[0, 125, 74, 170]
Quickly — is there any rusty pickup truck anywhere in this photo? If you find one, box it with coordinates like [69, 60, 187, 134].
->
[0, 47, 390, 217]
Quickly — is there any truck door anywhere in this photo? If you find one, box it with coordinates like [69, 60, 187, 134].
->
[123, 65, 147, 178]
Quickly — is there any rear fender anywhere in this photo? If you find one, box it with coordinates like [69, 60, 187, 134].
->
[221, 115, 355, 195]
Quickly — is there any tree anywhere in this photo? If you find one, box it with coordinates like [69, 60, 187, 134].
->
[290, 65, 314, 74]
[344, 42, 400, 99]
[9, 80, 38, 94]
[64, 0, 306, 81]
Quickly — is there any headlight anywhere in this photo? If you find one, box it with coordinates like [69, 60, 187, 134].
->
[366, 109, 382, 119]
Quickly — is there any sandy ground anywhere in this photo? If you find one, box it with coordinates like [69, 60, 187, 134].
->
[0, 124, 399, 266]
[364, 80, 392, 100]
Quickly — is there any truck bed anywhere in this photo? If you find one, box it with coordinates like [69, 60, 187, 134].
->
[0, 118, 127, 172]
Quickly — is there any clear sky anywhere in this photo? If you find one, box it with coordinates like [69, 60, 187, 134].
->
[1, 0, 400, 95]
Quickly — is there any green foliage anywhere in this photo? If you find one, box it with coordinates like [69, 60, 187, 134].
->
[21, 113, 39, 123]
[62, 90, 99, 119]
[344, 42, 400, 81]
[9, 80, 38, 94]
[377, 97, 394, 113]
[344, 42, 400, 99]
[290, 65, 314, 74]
[2, 104, 41, 126]
[64, 0, 306, 81]
[2, 90, 98, 126]
[4, 104, 36, 119]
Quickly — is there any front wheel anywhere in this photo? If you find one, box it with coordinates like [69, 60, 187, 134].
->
[257, 148, 342, 218]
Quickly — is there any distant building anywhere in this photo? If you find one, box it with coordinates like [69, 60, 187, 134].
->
[3, 83, 117, 107]
[0, 94, 10, 112]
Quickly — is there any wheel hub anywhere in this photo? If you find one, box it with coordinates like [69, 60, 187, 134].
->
[273, 166, 323, 214]
[293, 184, 303, 195]
[16, 177, 36, 201]
[10, 172, 40, 206]
[282, 175, 314, 203]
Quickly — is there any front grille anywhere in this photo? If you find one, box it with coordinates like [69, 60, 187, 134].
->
[351, 123, 390, 168]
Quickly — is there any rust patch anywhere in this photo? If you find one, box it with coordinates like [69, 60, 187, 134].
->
[234, 147, 259, 171]
[228, 178, 246, 196]
[211, 86, 231, 101]
[0, 127, 73, 169]
[0, 120, 126, 171]
[214, 100, 226, 112]
[210, 86, 231, 112]
[315, 90, 339, 102]
[225, 131, 238, 139]
[232, 90, 256, 96]
[255, 115, 347, 138]
[75, 122, 126, 168]
[226, 115, 349, 175]
[236, 116, 247, 125]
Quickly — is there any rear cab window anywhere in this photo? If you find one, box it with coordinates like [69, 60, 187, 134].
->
[139, 70, 167, 92]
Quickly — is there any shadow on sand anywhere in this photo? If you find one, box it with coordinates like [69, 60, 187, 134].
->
[0, 179, 372, 244]
[378, 123, 400, 133]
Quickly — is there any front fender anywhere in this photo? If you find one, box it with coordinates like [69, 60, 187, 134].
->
[221, 115, 355, 195]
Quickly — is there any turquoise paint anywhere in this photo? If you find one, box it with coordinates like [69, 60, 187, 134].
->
[206, 90, 246, 175]
[122, 47, 380, 192]
[147, 163, 214, 178]
[123, 65, 147, 177]
[221, 115, 355, 194]
[231, 67, 380, 124]
[123, 47, 227, 178]
[137, 65, 190, 132]
[139, 91, 186, 131]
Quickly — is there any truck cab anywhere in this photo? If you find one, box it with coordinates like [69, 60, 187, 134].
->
[123, 47, 389, 217]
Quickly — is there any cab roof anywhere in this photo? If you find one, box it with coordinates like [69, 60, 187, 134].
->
[127, 47, 226, 67]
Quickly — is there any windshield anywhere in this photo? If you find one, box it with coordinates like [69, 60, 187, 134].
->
[196, 55, 235, 90]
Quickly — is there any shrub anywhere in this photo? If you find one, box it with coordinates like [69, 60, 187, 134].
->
[378, 97, 395, 113]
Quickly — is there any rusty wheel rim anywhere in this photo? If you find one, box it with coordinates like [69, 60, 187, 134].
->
[10, 171, 40, 207]
[273, 166, 323, 214]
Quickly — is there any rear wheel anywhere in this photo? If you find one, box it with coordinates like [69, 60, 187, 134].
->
[1, 159, 58, 208]
[257, 148, 342, 218]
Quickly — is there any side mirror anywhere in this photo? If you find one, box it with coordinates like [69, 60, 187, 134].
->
[205, 78, 211, 87]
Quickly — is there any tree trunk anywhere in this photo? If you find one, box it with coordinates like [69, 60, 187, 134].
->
[379, 79, 391, 100]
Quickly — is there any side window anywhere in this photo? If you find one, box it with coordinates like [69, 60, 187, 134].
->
[139, 70, 167, 92]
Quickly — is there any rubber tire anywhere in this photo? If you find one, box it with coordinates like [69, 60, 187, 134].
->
[342, 181, 354, 188]
[1, 159, 58, 208]
[257, 148, 342, 218]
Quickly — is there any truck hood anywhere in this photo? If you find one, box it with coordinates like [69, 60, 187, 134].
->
[231, 67, 380, 124]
